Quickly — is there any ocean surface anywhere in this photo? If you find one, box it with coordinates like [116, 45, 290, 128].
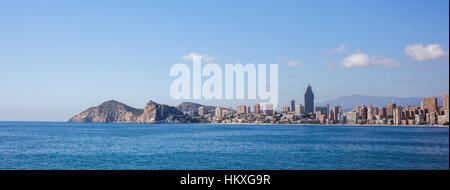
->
[0, 122, 448, 170]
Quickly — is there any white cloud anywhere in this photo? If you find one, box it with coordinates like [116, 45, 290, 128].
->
[404, 43, 449, 61]
[341, 51, 401, 68]
[182, 53, 215, 62]
[325, 44, 346, 54]
[341, 51, 370, 68]
[286, 60, 304, 67]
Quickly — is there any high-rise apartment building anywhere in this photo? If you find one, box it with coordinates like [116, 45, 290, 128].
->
[373, 106, 379, 116]
[237, 105, 247, 114]
[387, 103, 397, 117]
[393, 107, 402, 125]
[253, 104, 261, 115]
[443, 94, 449, 111]
[354, 105, 361, 114]
[331, 106, 342, 121]
[346, 111, 358, 124]
[421, 97, 438, 113]
[367, 105, 373, 121]
[360, 105, 368, 120]
[378, 107, 387, 118]
[290, 100, 295, 112]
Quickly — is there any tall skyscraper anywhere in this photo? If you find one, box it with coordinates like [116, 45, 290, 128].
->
[354, 105, 361, 114]
[253, 104, 261, 115]
[393, 107, 402, 125]
[331, 106, 341, 121]
[367, 105, 373, 121]
[378, 107, 387, 118]
[421, 97, 438, 113]
[443, 94, 449, 111]
[373, 107, 378, 115]
[304, 84, 314, 114]
[361, 105, 368, 120]
[290, 100, 295, 112]
[387, 103, 396, 117]
[404, 106, 415, 118]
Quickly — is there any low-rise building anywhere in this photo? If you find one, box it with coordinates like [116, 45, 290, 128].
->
[437, 114, 449, 125]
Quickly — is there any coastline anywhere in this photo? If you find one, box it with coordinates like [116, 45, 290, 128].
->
[1, 121, 447, 128]
[207, 122, 449, 127]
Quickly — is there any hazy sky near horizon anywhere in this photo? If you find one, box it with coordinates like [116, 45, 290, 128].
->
[0, 0, 449, 121]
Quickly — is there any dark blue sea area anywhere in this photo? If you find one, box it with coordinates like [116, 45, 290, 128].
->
[0, 122, 448, 170]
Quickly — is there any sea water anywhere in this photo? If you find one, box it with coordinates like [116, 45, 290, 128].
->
[0, 122, 448, 170]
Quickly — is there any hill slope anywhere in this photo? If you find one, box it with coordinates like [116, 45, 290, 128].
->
[69, 100, 188, 123]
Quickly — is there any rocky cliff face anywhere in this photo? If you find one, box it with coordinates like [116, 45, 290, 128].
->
[137, 100, 188, 123]
[69, 100, 189, 124]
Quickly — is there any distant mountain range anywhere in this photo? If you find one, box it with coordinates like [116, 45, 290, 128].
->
[318, 94, 444, 112]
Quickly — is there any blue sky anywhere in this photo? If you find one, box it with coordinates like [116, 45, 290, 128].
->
[0, 0, 449, 121]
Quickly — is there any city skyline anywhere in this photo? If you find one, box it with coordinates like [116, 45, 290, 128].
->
[0, 0, 449, 121]
[202, 92, 449, 126]
[66, 91, 450, 126]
